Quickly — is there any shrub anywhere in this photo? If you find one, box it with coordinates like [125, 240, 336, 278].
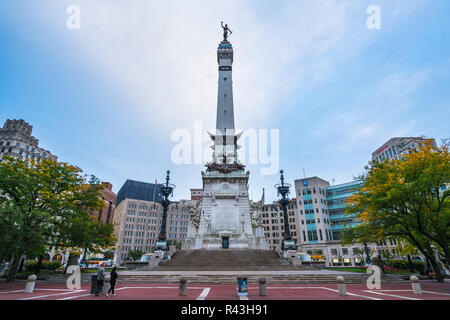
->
[25, 260, 61, 273]
[386, 260, 425, 272]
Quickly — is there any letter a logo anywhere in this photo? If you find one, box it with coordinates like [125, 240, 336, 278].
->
[66, 265, 81, 290]
[366, 265, 381, 290]
[366, 5, 381, 30]
[67, 5, 81, 30]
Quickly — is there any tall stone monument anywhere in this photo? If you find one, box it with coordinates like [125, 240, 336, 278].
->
[183, 24, 269, 250]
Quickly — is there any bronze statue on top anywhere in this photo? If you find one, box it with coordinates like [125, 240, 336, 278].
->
[221, 21, 232, 41]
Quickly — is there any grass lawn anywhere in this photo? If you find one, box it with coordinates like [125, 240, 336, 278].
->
[326, 267, 367, 273]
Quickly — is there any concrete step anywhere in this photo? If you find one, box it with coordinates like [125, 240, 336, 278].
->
[40, 272, 416, 284]
[155, 249, 303, 271]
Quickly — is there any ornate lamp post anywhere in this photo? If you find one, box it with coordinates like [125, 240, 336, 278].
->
[156, 170, 175, 258]
[275, 170, 296, 253]
[363, 242, 372, 266]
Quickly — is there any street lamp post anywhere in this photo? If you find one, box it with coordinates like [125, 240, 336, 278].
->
[275, 170, 295, 254]
[156, 170, 175, 259]
[364, 242, 372, 266]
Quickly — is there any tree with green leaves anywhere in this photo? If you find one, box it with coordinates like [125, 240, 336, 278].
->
[342, 141, 449, 282]
[0, 157, 116, 281]
[127, 250, 143, 261]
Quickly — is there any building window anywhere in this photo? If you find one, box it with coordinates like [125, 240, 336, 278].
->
[307, 230, 318, 241]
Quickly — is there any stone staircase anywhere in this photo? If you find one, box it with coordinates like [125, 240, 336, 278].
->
[110, 273, 410, 284]
[39, 249, 418, 284]
[155, 250, 303, 271]
[41, 272, 415, 285]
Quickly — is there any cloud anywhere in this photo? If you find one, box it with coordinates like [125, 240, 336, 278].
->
[381, 70, 431, 98]
[31, 0, 422, 133]
[3, 0, 432, 200]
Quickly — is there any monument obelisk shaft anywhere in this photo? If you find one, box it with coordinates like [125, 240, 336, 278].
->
[214, 26, 237, 165]
[183, 23, 269, 251]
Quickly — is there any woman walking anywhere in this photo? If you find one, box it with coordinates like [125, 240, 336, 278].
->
[107, 266, 118, 297]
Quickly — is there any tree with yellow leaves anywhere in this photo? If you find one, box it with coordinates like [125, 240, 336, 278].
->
[342, 141, 449, 282]
[0, 157, 115, 281]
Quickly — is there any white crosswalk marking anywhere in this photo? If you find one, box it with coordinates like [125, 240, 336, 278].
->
[362, 290, 422, 300]
[196, 288, 210, 300]
[18, 290, 84, 300]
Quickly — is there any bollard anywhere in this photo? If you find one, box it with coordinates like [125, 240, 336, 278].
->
[410, 276, 422, 295]
[258, 277, 267, 296]
[336, 276, 346, 296]
[24, 274, 37, 294]
[179, 276, 187, 296]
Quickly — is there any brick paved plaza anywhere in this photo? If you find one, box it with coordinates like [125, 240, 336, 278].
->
[1, 280, 449, 301]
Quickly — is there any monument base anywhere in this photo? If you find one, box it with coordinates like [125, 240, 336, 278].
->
[182, 233, 269, 251]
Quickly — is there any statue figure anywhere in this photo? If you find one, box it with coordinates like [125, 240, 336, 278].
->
[204, 215, 212, 233]
[240, 213, 246, 233]
[221, 21, 232, 41]
[188, 201, 201, 230]
[250, 188, 265, 228]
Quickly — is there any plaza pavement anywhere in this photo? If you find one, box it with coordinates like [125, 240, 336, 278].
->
[0, 279, 449, 300]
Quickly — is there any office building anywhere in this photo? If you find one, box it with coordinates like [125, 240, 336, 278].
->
[113, 180, 190, 265]
[0, 119, 57, 162]
[372, 137, 436, 162]
[260, 199, 300, 251]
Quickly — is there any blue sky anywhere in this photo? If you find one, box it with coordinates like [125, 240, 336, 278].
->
[0, 0, 449, 202]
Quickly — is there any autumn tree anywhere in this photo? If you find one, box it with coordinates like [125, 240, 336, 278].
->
[342, 141, 449, 282]
[0, 157, 115, 281]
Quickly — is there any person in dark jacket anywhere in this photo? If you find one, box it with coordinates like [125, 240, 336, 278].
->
[95, 267, 105, 296]
[107, 267, 118, 297]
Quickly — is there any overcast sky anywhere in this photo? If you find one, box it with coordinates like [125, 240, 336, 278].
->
[1, 0, 449, 202]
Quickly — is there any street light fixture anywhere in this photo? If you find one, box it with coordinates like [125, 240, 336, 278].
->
[155, 170, 175, 259]
[274, 170, 296, 255]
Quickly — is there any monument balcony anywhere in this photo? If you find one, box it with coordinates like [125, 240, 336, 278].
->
[202, 170, 248, 178]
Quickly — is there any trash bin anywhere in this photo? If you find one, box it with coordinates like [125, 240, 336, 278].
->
[237, 277, 248, 297]
[90, 275, 98, 294]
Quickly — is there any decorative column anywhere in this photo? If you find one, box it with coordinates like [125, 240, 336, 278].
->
[275, 170, 295, 252]
[156, 171, 175, 258]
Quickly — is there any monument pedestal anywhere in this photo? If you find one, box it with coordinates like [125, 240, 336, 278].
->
[183, 169, 269, 251]
[185, 232, 268, 250]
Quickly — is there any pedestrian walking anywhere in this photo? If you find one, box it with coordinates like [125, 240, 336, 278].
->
[107, 266, 118, 297]
[95, 267, 105, 296]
